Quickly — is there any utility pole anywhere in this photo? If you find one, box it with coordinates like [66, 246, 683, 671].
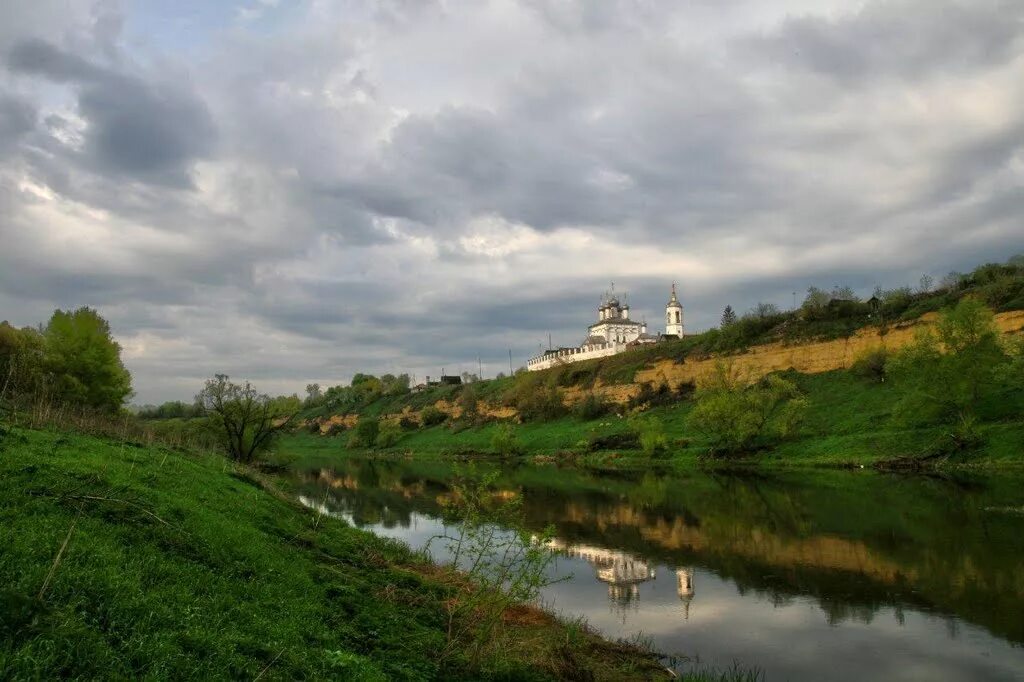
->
[508, 349, 513, 376]
[477, 355, 482, 380]
[548, 332, 552, 350]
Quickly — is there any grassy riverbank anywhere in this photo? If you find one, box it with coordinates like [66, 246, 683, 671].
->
[278, 369, 1024, 471]
[0, 427, 680, 680]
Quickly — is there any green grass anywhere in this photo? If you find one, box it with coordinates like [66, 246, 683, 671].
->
[0, 427, 677, 680]
[279, 368, 1024, 472]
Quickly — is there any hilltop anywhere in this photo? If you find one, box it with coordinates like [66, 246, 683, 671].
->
[266, 258, 1024, 470]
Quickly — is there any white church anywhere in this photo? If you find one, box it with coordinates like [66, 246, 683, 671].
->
[526, 284, 684, 371]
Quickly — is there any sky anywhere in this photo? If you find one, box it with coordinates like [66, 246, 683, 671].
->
[1, 0, 1023, 404]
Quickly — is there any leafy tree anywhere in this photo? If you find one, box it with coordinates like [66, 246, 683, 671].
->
[380, 373, 410, 396]
[196, 374, 298, 462]
[721, 305, 737, 327]
[0, 322, 45, 398]
[748, 302, 780, 319]
[830, 285, 858, 302]
[802, 287, 831, 316]
[881, 286, 913, 308]
[44, 307, 132, 412]
[350, 373, 382, 402]
[689, 363, 807, 454]
[887, 299, 1011, 437]
[305, 383, 322, 407]
[940, 271, 965, 291]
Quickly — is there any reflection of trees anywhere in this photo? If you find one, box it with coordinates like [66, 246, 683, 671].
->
[289, 461, 1024, 645]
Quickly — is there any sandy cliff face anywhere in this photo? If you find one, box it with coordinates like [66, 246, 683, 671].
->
[322, 310, 1024, 426]
[631, 309, 1024, 391]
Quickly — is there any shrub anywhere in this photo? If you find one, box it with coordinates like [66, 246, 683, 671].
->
[490, 422, 523, 456]
[850, 347, 888, 382]
[627, 381, 676, 410]
[324, 422, 347, 437]
[586, 431, 640, 452]
[348, 416, 379, 448]
[458, 385, 478, 418]
[420, 406, 447, 427]
[398, 416, 418, 430]
[516, 385, 567, 422]
[375, 420, 402, 447]
[887, 299, 1011, 432]
[573, 393, 612, 421]
[689, 363, 807, 455]
[675, 381, 697, 400]
[629, 414, 669, 457]
[448, 420, 471, 435]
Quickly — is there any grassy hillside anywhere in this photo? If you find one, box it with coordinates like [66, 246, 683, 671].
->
[0, 427, 675, 680]
[279, 368, 1024, 471]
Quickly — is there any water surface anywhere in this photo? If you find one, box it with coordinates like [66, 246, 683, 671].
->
[292, 460, 1024, 681]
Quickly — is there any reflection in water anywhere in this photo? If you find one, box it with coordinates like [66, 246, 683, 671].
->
[291, 461, 1024, 682]
[547, 539, 697, 619]
[549, 539, 659, 607]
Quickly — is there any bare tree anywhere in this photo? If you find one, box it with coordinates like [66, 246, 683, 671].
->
[918, 274, 934, 294]
[196, 374, 298, 463]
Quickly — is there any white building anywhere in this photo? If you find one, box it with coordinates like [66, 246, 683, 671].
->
[527, 284, 684, 371]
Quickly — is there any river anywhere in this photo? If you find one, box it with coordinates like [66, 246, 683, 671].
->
[290, 459, 1024, 681]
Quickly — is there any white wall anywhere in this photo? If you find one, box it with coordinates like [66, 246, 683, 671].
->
[526, 341, 626, 371]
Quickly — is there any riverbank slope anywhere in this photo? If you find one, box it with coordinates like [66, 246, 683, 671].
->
[0, 427, 673, 680]
[279, 368, 1024, 471]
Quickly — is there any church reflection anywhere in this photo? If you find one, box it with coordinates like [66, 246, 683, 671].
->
[547, 539, 695, 617]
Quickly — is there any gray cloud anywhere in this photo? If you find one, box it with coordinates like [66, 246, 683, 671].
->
[744, 0, 1024, 83]
[8, 38, 216, 186]
[0, 92, 35, 149]
[0, 0, 1023, 403]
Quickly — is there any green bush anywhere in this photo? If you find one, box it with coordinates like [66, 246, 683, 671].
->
[515, 385, 567, 422]
[375, 420, 402, 447]
[490, 423, 523, 456]
[628, 414, 669, 457]
[324, 422, 347, 437]
[627, 381, 676, 409]
[348, 416, 379, 448]
[850, 347, 888, 382]
[420, 406, 447, 427]
[689, 363, 807, 455]
[573, 393, 612, 420]
[887, 299, 1013, 432]
[586, 431, 640, 452]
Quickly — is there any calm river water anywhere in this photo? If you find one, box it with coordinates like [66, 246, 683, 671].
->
[291, 459, 1024, 681]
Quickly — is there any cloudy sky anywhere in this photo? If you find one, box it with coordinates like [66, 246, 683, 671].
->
[1, 0, 1023, 403]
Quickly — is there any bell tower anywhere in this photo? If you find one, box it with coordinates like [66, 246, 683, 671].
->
[665, 282, 683, 337]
